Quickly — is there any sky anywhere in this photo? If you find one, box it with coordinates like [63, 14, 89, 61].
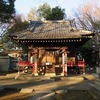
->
[15, 0, 100, 19]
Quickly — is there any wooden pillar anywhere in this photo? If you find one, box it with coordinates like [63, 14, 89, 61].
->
[82, 59, 85, 74]
[34, 60, 38, 76]
[62, 49, 68, 76]
[33, 48, 38, 76]
[28, 52, 31, 61]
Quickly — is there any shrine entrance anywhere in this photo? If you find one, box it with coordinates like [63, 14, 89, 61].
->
[27, 47, 68, 76]
[27, 46, 85, 76]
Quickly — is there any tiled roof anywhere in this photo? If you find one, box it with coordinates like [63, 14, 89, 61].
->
[16, 20, 93, 40]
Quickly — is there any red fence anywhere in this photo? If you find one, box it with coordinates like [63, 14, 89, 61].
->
[67, 60, 85, 74]
[18, 61, 34, 67]
[17, 61, 34, 74]
[67, 60, 85, 67]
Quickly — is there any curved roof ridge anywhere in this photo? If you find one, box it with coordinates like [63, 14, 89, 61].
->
[29, 20, 69, 24]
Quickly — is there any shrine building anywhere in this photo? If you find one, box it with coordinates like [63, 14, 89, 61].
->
[10, 20, 94, 76]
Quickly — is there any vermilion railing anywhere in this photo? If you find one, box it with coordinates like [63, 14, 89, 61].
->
[17, 61, 34, 74]
[67, 61, 85, 67]
[18, 61, 33, 67]
[67, 60, 85, 74]
[77, 61, 85, 67]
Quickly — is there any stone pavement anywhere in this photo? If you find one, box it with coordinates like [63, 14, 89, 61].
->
[0, 72, 100, 100]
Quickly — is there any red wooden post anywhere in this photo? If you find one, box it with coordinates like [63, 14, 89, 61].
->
[62, 50, 68, 76]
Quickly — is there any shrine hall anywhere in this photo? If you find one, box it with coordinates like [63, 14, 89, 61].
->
[10, 20, 94, 76]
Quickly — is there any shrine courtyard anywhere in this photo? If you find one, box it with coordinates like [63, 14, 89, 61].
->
[0, 72, 100, 100]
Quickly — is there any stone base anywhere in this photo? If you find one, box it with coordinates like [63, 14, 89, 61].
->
[33, 73, 38, 76]
[61, 73, 64, 76]
[45, 73, 65, 77]
[45, 73, 56, 77]
[20, 88, 34, 93]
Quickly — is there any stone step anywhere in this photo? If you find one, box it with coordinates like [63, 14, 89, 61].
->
[95, 78, 100, 82]
[20, 88, 34, 93]
[93, 84, 100, 91]
[95, 79, 100, 86]
[81, 74, 95, 80]
[93, 79, 100, 91]
[92, 73, 100, 78]
[15, 75, 51, 81]
[17, 75, 84, 82]
[61, 76, 84, 81]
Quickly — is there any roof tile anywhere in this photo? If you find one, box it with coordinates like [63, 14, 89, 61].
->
[16, 20, 93, 39]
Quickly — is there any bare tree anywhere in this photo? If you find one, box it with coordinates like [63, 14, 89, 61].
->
[0, 14, 24, 37]
[27, 8, 41, 21]
[0, 14, 27, 50]
[75, 0, 100, 32]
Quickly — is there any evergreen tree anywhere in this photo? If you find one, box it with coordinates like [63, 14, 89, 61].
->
[0, 0, 15, 23]
[38, 3, 65, 20]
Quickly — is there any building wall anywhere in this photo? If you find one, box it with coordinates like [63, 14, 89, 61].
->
[0, 56, 10, 71]
[29, 48, 77, 74]
[30, 48, 76, 66]
[38, 49, 62, 65]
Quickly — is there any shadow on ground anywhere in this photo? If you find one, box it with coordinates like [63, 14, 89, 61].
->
[0, 74, 100, 100]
